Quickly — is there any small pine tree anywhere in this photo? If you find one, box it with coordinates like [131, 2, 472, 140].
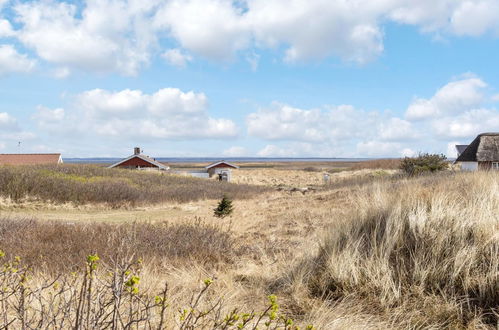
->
[213, 194, 233, 218]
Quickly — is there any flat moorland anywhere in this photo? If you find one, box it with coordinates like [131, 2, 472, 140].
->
[0, 165, 496, 328]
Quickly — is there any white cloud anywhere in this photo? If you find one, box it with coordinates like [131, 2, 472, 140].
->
[450, 0, 499, 36]
[389, 0, 499, 36]
[52, 67, 70, 79]
[223, 146, 247, 157]
[405, 77, 487, 120]
[32, 105, 65, 128]
[13, 0, 157, 76]
[432, 108, 499, 138]
[37, 87, 237, 140]
[356, 140, 402, 157]
[446, 141, 461, 158]
[154, 0, 250, 61]
[0, 19, 14, 37]
[0, 112, 18, 130]
[378, 117, 418, 141]
[0, 44, 35, 75]
[257, 144, 297, 157]
[247, 103, 381, 142]
[161, 48, 192, 68]
[401, 148, 416, 157]
[245, 74, 499, 157]
[1, 0, 499, 73]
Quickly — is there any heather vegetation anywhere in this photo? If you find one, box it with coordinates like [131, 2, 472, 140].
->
[0, 218, 241, 272]
[0, 164, 267, 207]
[0, 164, 496, 328]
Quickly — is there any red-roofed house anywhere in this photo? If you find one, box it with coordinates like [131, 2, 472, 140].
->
[205, 161, 239, 181]
[0, 153, 63, 166]
[108, 147, 169, 171]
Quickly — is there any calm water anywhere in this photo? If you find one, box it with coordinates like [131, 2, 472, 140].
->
[64, 157, 373, 164]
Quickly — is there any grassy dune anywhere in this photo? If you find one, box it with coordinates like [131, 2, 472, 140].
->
[0, 167, 497, 328]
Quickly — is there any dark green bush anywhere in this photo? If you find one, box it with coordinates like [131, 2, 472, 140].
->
[213, 194, 234, 218]
[400, 153, 448, 176]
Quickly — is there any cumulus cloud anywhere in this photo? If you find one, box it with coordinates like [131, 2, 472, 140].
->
[0, 0, 498, 74]
[432, 108, 499, 138]
[405, 77, 487, 120]
[247, 103, 382, 142]
[161, 48, 193, 68]
[0, 44, 36, 75]
[12, 0, 157, 75]
[246, 74, 499, 157]
[36, 87, 237, 140]
[0, 112, 18, 130]
[154, 0, 250, 61]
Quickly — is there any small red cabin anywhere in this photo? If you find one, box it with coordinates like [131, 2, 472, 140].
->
[205, 161, 239, 181]
[108, 147, 169, 171]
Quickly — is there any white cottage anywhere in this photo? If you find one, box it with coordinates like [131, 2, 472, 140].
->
[455, 133, 499, 171]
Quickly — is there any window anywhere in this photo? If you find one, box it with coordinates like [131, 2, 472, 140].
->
[493, 162, 499, 170]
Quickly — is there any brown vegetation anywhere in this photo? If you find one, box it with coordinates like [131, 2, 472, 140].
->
[277, 172, 498, 328]
[0, 164, 268, 207]
[351, 158, 401, 170]
[0, 167, 497, 328]
[0, 217, 242, 272]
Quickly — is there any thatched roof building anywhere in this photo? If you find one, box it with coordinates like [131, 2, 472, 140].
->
[455, 133, 499, 170]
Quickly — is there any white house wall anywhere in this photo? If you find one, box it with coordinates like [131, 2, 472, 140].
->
[460, 162, 478, 171]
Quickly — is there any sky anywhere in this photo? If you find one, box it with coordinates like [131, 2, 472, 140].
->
[1, 0, 499, 158]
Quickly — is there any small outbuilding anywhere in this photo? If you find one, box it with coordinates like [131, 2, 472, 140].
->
[455, 133, 499, 171]
[205, 161, 239, 181]
[108, 147, 169, 171]
[0, 153, 63, 165]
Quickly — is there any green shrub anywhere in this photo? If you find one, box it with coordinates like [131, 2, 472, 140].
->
[400, 153, 448, 176]
[214, 194, 234, 218]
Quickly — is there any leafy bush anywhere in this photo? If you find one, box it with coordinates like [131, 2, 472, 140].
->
[214, 194, 234, 218]
[399, 153, 448, 176]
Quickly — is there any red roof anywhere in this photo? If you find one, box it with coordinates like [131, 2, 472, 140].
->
[0, 154, 62, 165]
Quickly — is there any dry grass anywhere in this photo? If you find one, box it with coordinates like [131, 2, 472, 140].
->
[231, 168, 397, 187]
[0, 217, 242, 272]
[351, 158, 402, 170]
[276, 172, 498, 328]
[0, 169, 497, 328]
[0, 164, 268, 207]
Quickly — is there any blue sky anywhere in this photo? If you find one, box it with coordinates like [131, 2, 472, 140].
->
[1, 0, 499, 157]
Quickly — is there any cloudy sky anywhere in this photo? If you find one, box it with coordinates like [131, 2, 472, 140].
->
[1, 0, 499, 158]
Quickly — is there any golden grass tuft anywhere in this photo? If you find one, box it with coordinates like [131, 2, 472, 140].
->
[282, 172, 498, 327]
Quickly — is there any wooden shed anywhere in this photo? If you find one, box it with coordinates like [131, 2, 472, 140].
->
[108, 148, 169, 171]
[0, 153, 63, 165]
[455, 133, 499, 171]
[205, 161, 239, 181]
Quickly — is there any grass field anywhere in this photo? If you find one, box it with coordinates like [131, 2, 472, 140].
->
[0, 163, 497, 328]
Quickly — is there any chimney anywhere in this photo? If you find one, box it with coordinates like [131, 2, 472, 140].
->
[134, 147, 140, 155]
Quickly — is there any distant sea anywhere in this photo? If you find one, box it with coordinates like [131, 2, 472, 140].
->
[63, 157, 373, 164]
